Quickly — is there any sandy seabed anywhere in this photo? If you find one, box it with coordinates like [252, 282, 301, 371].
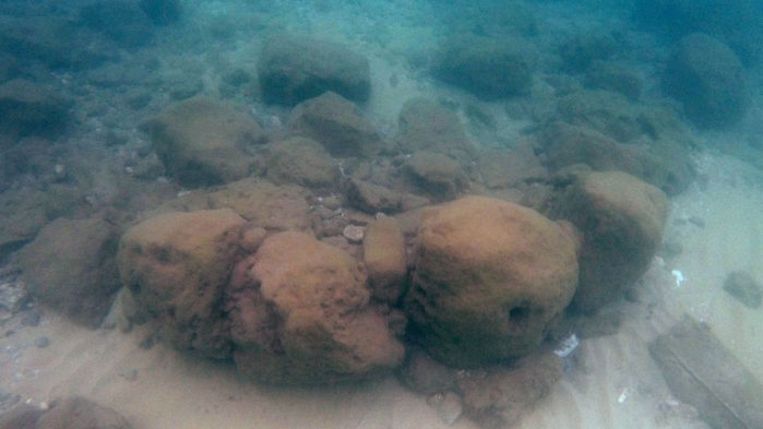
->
[1, 152, 761, 429]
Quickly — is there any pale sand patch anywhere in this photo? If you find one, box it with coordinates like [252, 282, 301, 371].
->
[1, 153, 761, 429]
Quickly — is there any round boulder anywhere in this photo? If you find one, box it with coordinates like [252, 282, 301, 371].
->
[227, 231, 404, 385]
[405, 196, 579, 368]
[118, 209, 246, 358]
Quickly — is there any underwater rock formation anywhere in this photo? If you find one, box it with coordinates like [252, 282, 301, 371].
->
[405, 196, 579, 368]
[18, 216, 121, 328]
[558, 33, 618, 74]
[144, 97, 266, 187]
[287, 92, 382, 158]
[260, 136, 338, 189]
[556, 171, 668, 313]
[228, 231, 404, 385]
[584, 61, 643, 101]
[258, 35, 371, 106]
[118, 209, 246, 359]
[433, 34, 533, 100]
[663, 33, 749, 129]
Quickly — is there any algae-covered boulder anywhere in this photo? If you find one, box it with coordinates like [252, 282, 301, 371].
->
[557, 171, 668, 313]
[405, 196, 579, 367]
[664, 33, 749, 129]
[228, 231, 404, 385]
[288, 92, 382, 158]
[144, 97, 266, 187]
[118, 209, 246, 358]
[19, 216, 121, 328]
[258, 35, 371, 106]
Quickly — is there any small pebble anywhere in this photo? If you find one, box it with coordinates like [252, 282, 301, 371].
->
[343, 225, 365, 244]
[34, 336, 50, 348]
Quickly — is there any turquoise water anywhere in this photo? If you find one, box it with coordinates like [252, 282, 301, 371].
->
[0, 1, 761, 428]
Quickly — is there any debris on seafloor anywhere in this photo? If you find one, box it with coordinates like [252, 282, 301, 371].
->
[650, 316, 763, 429]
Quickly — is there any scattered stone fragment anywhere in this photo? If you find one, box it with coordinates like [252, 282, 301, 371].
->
[723, 271, 762, 309]
[144, 97, 266, 187]
[342, 224, 365, 244]
[19, 216, 122, 328]
[288, 92, 382, 157]
[258, 35, 371, 106]
[405, 196, 579, 367]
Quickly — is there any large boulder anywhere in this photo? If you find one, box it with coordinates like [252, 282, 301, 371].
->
[0, 79, 70, 143]
[261, 136, 338, 188]
[663, 33, 749, 129]
[395, 98, 476, 163]
[258, 35, 371, 106]
[287, 92, 382, 157]
[433, 35, 533, 100]
[555, 171, 668, 313]
[18, 216, 121, 328]
[405, 196, 579, 367]
[144, 97, 266, 187]
[118, 209, 246, 359]
[227, 231, 404, 385]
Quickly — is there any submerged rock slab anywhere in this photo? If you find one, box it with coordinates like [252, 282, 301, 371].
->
[405, 196, 579, 367]
[228, 231, 404, 385]
[258, 35, 371, 106]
